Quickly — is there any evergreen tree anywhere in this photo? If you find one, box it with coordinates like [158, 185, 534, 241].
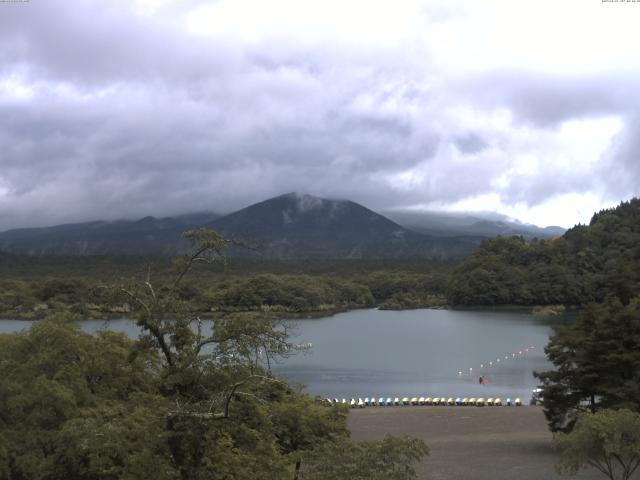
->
[535, 297, 640, 432]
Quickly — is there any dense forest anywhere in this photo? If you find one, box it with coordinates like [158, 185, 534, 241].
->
[448, 199, 640, 307]
[0, 257, 450, 319]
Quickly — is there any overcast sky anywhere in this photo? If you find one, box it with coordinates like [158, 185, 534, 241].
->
[1, 0, 639, 230]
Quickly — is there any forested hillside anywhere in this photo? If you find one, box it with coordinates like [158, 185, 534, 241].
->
[0, 257, 450, 319]
[448, 199, 640, 306]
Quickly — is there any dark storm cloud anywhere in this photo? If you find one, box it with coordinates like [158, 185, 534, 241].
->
[0, 0, 638, 230]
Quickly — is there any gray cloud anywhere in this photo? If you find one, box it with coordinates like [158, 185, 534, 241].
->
[453, 134, 487, 154]
[0, 1, 639, 230]
[459, 70, 635, 127]
[445, 69, 640, 206]
[599, 114, 640, 197]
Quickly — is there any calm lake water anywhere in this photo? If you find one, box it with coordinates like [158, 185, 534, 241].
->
[0, 308, 560, 401]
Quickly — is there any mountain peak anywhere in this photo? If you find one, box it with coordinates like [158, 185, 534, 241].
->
[276, 192, 351, 211]
[278, 192, 333, 212]
[212, 193, 376, 231]
[209, 193, 431, 258]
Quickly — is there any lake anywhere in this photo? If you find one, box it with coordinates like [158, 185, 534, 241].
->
[0, 308, 560, 402]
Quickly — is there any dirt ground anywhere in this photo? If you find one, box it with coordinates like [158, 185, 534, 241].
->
[348, 406, 609, 480]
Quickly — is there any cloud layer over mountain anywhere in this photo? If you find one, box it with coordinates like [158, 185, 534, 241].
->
[1, 0, 639, 230]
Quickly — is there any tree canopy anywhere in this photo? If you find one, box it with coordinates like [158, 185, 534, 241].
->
[555, 409, 640, 480]
[448, 198, 640, 307]
[535, 297, 640, 432]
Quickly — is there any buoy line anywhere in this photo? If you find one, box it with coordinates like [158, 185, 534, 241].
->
[457, 345, 536, 380]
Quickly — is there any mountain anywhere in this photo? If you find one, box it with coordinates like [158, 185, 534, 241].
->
[0, 193, 561, 259]
[208, 193, 477, 259]
[384, 210, 566, 239]
[0, 212, 221, 255]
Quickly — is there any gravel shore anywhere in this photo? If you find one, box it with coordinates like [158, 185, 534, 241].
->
[348, 406, 606, 480]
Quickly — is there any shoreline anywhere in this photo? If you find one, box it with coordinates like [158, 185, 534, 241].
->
[0, 303, 574, 322]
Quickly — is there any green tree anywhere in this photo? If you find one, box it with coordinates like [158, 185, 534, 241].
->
[117, 229, 326, 478]
[447, 198, 640, 308]
[555, 409, 640, 480]
[300, 434, 429, 480]
[0, 313, 166, 479]
[535, 297, 640, 432]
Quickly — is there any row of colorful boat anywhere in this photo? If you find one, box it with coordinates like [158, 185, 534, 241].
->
[326, 396, 523, 407]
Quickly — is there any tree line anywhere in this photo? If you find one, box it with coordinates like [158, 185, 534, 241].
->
[448, 199, 640, 307]
[0, 265, 450, 320]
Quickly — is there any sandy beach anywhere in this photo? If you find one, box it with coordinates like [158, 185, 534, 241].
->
[348, 406, 607, 480]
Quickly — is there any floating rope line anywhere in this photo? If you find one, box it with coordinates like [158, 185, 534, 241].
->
[457, 345, 536, 380]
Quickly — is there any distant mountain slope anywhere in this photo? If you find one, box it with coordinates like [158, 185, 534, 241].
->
[0, 212, 220, 255]
[209, 193, 476, 259]
[385, 210, 566, 239]
[0, 194, 562, 259]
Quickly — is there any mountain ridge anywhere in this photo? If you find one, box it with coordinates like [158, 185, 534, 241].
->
[0, 193, 562, 259]
[383, 210, 565, 240]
